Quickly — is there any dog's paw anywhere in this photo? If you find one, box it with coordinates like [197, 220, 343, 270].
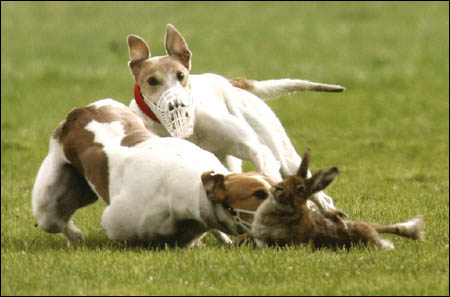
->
[64, 222, 85, 248]
[66, 232, 85, 248]
[188, 238, 206, 248]
[233, 233, 255, 247]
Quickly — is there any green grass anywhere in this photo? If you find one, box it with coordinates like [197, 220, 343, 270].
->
[2, 1, 449, 296]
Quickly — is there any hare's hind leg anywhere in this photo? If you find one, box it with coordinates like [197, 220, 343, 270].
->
[370, 215, 424, 241]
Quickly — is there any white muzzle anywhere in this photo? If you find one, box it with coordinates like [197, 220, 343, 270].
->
[148, 87, 195, 138]
[229, 208, 256, 233]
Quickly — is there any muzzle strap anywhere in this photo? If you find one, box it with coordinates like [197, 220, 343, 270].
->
[229, 208, 256, 233]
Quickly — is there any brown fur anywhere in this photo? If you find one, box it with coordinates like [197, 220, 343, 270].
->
[250, 151, 424, 249]
[57, 104, 155, 204]
[128, 27, 191, 106]
[202, 171, 276, 224]
[229, 77, 254, 91]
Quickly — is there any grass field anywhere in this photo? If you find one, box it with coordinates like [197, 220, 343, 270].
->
[1, 2, 449, 296]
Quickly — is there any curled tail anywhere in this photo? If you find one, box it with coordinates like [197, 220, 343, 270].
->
[230, 77, 345, 101]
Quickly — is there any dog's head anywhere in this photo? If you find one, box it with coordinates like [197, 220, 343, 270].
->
[202, 171, 276, 234]
[128, 25, 194, 138]
[271, 150, 339, 210]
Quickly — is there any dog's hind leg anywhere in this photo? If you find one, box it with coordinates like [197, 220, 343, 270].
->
[308, 191, 336, 212]
[32, 132, 98, 247]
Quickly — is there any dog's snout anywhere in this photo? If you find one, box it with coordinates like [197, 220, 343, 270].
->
[169, 101, 184, 110]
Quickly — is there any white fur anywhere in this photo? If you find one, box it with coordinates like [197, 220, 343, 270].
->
[32, 136, 86, 247]
[100, 136, 235, 242]
[246, 78, 345, 101]
[130, 73, 335, 211]
[380, 239, 395, 250]
[32, 100, 249, 246]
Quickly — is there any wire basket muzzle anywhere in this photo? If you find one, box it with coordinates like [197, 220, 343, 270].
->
[149, 87, 195, 138]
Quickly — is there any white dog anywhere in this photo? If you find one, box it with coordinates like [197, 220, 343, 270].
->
[32, 99, 275, 247]
[127, 24, 344, 211]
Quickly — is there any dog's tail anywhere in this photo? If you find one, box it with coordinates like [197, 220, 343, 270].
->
[229, 77, 345, 101]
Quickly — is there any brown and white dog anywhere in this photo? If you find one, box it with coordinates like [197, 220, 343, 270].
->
[127, 24, 345, 212]
[32, 99, 275, 247]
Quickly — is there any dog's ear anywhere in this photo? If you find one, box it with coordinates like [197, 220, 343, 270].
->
[165, 24, 192, 71]
[306, 167, 339, 195]
[128, 35, 151, 75]
[201, 171, 227, 202]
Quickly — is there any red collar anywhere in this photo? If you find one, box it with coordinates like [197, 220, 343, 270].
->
[134, 83, 161, 123]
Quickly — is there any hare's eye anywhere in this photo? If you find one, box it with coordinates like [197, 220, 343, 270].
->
[296, 185, 305, 195]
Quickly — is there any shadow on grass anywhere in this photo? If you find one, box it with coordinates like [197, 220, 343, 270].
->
[5, 229, 232, 253]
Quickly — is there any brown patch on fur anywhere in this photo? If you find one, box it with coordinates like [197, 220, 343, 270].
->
[229, 77, 254, 91]
[225, 172, 275, 212]
[60, 104, 155, 204]
[120, 130, 153, 147]
[52, 119, 66, 142]
[202, 171, 276, 224]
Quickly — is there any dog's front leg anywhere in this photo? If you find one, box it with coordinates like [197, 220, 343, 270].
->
[195, 109, 281, 181]
[216, 154, 243, 173]
[210, 230, 233, 244]
[243, 143, 282, 181]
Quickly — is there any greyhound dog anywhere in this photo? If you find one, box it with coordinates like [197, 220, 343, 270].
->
[127, 24, 345, 211]
[32, 99, 276, 247]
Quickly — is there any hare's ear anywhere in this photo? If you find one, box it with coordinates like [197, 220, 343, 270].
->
[307, 167, 339, 194]
[297, 150, 311, 179]
[201, 171, 227, 202]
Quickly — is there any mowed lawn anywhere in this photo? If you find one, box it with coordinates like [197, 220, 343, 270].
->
[1, 2, 448, 296]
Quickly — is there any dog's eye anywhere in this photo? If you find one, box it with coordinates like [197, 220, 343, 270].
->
[296, 185, 305, 195]
[148, 77, 159, 86]
[253, 190, 268, 200]
[177, 72, 185, 82]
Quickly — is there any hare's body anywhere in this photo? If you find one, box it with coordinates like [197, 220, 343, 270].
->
[251, 151, 424, 249]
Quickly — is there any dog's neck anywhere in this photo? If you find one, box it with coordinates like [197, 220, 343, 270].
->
[134, 83, 161, 124]
[187, 182, 235, 235]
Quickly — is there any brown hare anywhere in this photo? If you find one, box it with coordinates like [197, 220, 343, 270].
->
[250, 150, 424, 250]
